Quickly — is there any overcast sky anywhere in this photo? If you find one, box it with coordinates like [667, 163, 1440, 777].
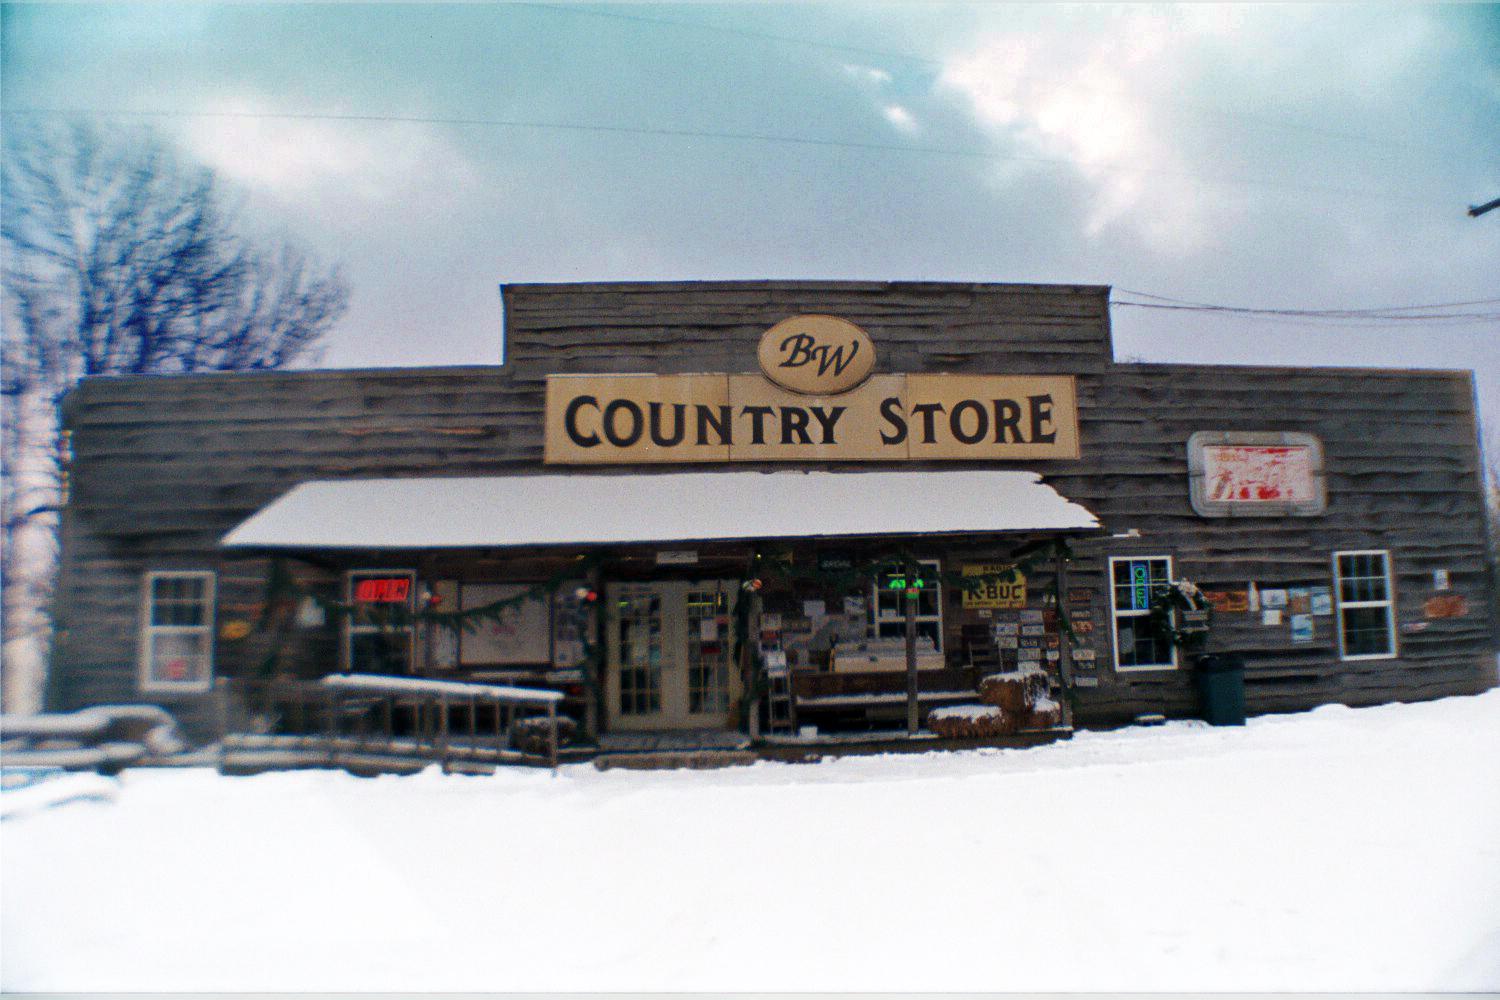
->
[4, 3, 1498, 429]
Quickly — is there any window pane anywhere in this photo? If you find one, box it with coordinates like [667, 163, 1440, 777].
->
[1114, 558, 1167, 612]
[1342, 606, 1392, 656]
[1116, 616, 1172, 668]
[351, 632, 413, 675]
[151, 576, 208, 626]
[150, 632, 210, 685]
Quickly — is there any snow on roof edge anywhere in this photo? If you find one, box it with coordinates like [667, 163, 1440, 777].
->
[221, 469, 1101, 551]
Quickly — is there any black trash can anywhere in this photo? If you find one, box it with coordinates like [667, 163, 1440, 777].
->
[1194, 653, 1246, 726]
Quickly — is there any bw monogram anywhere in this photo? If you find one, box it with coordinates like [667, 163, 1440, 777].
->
[757, 315, 876, 395]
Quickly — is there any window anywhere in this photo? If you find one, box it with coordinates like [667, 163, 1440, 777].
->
[1109, 556, 1176, 671]
[344, 570, 416, 674]
[1333, 551, 1397, 660]
[873, 559, 943, 651]
[139, 571, 216, 692]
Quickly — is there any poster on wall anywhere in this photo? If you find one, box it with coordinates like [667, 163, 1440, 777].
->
[1203, 590, 1250, 613]
[1290, 614, 1315, 642]
[460, 584, 551, 665]
[960, 564, 1027, 609]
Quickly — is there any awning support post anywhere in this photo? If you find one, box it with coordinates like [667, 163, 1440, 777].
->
[905, 557, 919, 737]
[1054, 544, 1076, 730]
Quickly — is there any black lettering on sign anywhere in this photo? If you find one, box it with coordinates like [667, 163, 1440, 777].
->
[993, 399, 1023, 443]
[603, 399, 643, 447]
[696, 404, 733, 446]
[648, 402, 686, 447]
[779, 406, 811, 445]
[779, 333, 861, 377]
[949, 399, 988, 444]
[1028, 394, 1056, 443]
[564, 395, 601, 447]
[742, 405, 775, 445]
[879, 397, 908, 445]
[809, 406, 844, 444]
[911, 402, 945, 444]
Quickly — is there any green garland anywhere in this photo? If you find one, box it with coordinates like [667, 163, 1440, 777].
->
[1144, 580, 1213, 654]
[254, 553, 609, 682]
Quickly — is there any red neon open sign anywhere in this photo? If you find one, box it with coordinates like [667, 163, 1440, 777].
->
[354, 578, 411, 603]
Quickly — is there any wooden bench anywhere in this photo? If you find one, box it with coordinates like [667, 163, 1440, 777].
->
[790, 667, 980, 728]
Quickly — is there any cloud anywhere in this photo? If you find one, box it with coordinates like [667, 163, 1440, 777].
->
[176, 94, 478, 205]
[938, 11, 1212, 250]
[842, 63, 893, 86]
[933, 6, 1458, 254]
[882, 104, 917, 133]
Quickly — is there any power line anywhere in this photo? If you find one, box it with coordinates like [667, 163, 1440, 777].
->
[1, 106, 1439, 206]
[1116, 288, 1500, 314]
[1111, 289, 1500, 327]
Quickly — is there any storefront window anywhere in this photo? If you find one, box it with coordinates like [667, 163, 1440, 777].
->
[344, 570, 415, 675]
[872, 560, 943, 651]
[139, 571, 216, 692]
[1109, 556, 1176, 671]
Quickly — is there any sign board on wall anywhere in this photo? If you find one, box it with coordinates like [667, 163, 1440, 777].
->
[544, 372, 1080, 464]
[1187, 431, 1327, 517]
[960, 564, 1027, 609]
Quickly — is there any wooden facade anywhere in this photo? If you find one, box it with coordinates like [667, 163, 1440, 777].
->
[48, 281, 1497, 739]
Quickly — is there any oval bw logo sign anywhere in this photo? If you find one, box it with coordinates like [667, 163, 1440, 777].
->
[757, 315, 876, 395]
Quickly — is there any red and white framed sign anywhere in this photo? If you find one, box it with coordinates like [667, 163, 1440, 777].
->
[1187, 431, 1326, 517]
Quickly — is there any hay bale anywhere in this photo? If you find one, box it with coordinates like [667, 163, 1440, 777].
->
[927, 704, 1018, 738]
[1019, 697, 1063, 730]
[979, 667, 1050, 711]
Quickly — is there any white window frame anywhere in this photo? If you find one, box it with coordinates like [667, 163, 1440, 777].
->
[138, 570, 217, 694]
[1332, 550, 1398, 661]
[872, 558, 944, 650]
[343, 569, 417, 673]
[1108, 555, 1178, 673]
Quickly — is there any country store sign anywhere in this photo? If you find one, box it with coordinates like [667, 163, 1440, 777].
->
[543, 315, 1080, 464]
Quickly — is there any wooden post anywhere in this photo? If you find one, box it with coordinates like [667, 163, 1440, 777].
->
[1054, 546, 1076, 730]
[215, 678, 230, 773]
[745, 587, 763, 741]
[583, 563, 603, 742]
[325, 687, 338, 767]
[468, 695, 477, 755]
[438, 693, 450, 771]
[905, 562, 919, 736]
[547, 701, 559, 773]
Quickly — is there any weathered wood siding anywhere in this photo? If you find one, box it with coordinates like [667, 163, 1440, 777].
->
[48, 280, 1496, 727]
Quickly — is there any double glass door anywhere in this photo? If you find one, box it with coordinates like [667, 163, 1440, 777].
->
[605, 580, 739, 730]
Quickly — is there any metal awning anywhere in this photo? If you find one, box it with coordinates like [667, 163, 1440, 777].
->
[220, 469, 1100, 551]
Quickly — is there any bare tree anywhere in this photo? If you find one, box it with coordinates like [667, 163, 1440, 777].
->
[1, 120, 350, 712]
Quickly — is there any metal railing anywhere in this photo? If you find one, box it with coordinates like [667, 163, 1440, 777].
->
[216, 675, 566, 770]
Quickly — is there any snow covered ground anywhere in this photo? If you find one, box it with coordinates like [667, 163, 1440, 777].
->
[5, 689, 1499, 991]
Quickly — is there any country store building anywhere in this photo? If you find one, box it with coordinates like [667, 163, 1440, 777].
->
[46, 281, 1499, 761]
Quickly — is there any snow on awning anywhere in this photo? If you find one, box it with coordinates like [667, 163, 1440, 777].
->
[220, 470, 1100, 551]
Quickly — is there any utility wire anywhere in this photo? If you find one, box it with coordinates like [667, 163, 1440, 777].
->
[1111, 289, 1500, 327]
[1116, 288, 1500, 315]
[1, 106, 1438, 206]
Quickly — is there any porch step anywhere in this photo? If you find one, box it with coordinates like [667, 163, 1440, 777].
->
[593, 750, 759, 771]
